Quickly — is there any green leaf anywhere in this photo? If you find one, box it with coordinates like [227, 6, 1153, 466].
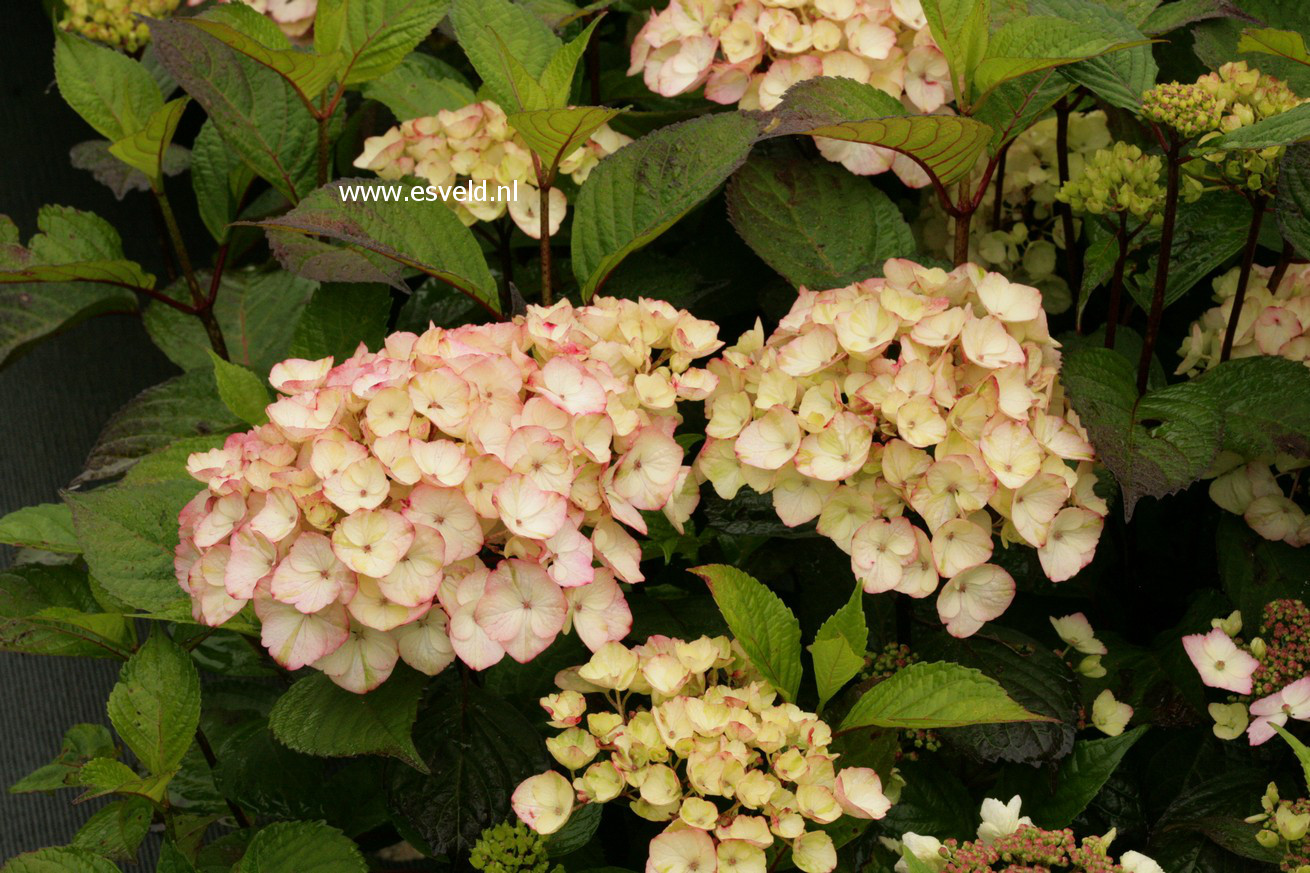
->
[192, 119, 255, 244]
[881, 758, 977, 841]
[1239, 27, 1310, 68]
[450, 0, 560, 112]
[1127, 194, 1249, 312]
[1271, 723, 1310, 791]
[1026, 726, 1149, 827]
[388, 683, 549, 857]
[76, 758, 171, 803]
[900, 844, 938, 873]
[538, 15, 603, 107]
[1205, 101, 1310, 150]
[10, 723, 117, 794]
[692, 564, 802, 702]
[149, 17, 319, 203]
[0, 564, 135, 659]
[1193, 0, 1310, 95]
[360, 53, 476, 118]
[185, 7, 341, 106]
[508, 106, 625, 178]
[1033, 0, 1157, 110]
[545, 802, 601, 857]
[66, 478, 199, 612]
[236, 821, 366, 873]
[1, 847, 123, 873]
[0, 205, 154, 291]
[1061, 346, 1221, 518]
[973, 68, 1074, 149]
[107, 633, 201, 777]
[315, 0, 451, 88]
[144, 270, 316, 374]
[208, 350, 270, 426]
[74, 371, 241, 487]
[840, 660, 1049, 730]
[54, 30, 162, 142]
[69, 140, 190, 201]
[0, 280, 137, 369]
[973, 16, 1149, 100]
[157, 842, 198, 873]
[726, 153, 915, 290]
[72, 797, 154, 863]
[572, 112, 760, 298]
[1195, 356, 1310, 459]
[922, 0, 990, 104]
[268, 669, 428, 772]
[1279, 142, 1310, 259]
[1141, 0, 1227, 35]
[289, 282, 392, 360]
[765, 77, 992, 186]
[809, 584, 868, 710]
[108, 97, 189, 187]
[256, 180, 498, 312]
[0, 503, 79, 554]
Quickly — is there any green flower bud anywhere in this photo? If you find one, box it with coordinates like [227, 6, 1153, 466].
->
[1142, 82, 1224, 138]
[470, 820, 560, 873]
[1256, 828, 1282, 849]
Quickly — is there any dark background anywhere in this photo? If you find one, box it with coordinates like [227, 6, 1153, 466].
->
[1, 2, 180, 859]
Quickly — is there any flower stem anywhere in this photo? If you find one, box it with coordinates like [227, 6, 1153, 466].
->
[991, 141, 1010, 231]
[1055, 98, 1082, 307]
[1269, 238, 1296, 293]
[953, 180, 974, 266]
[1137, 135, 1180, 395]
[533, 154, 553, 305]
[155, 185, 229, 360]
[1105, 211, 1130, 350]
[1220, 194, 1268, 362]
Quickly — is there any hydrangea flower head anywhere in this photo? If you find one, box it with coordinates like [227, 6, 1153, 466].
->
[177, 297, 723, 692]
[1141, 82, 1223, 138]
[512, 634, 894, 873]
[1056, 142, 1169, 224]
[695, 259, 1105, 636]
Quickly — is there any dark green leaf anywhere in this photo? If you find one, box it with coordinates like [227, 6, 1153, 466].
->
[208, 351, 270, 426]
[840, 661, 1049, 730]
[1028, 726, 1149, 827]
[0, 503, 79, 554]
[449, 0, 559, 111]
[54, 30, 162, 142]
[546, 802, 601, 857]
[70, 140, 190, 201]
[107, 633, 201, 777]
[71, 797, 154, 863]
[0, 564, 135, 659]
[236, 821, 366, 873]
[315, 0, 452, 88]
[881, 758, 977, 841]
[191, 119, 255, 244]
[9, 723, 117, 794]
[692, 564, 802, 702]
[1277, 142, 1310, 259]
[1, 847, 123, 873]
[0, 280, 137, 370]
[360, 53, 476, 118]
[1034, 0, 1157, 109]
[289, 282, 392, 360]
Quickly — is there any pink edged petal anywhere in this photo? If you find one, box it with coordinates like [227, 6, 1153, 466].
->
[377, 524, 446, 607]
[546, 523, 596, 588]
[394, 608, 457, 676]
[404, 484, 483, 562]
[565, 570, 633, 651]
[225, 526, 278, 599]
[313, 625, 400, 693]
[494, 474, 569, 541]
[188, 545, 248, 626]
[271, 531, 357, 614]
[936, 564, 1015, 638]
[475, 559, 568, 663]
[533, 356, 608, 415]
[511, 771, 575, 835]
[255, 595, 350, 670]
[449, 604, 506, 669]
[592, 518, 645, 584]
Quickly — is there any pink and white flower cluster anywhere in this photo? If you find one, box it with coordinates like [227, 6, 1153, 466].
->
[512, 635, 893, 873]
[175, 297, 723, 693]
[694, 259, 1106, 638]
[1178, 263, 1310, 547]
[628, 0, 947, 186]
[354, 101, 632, 239]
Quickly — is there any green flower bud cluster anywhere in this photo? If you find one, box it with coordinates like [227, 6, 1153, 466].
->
[470, 821, 562, 873]
[1249, 783, 1310, 873]
[58, 0, 180, 53]
[1141, 82, 1224, 138]
[1057, 142, 1167, 224]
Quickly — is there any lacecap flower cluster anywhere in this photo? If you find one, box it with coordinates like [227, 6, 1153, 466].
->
[354, 101, 631, 239]
[176, 297, 723, 692]
[892, 795, 1165, 873]
[59, 0, 180, 52]
[1183, 600, 1310, 744]
[1177, 263, 1310, 546]
[694, 259, 1105, 638]
[511, 635, 896, 873]
[1249, 782, 1310, 873]
[1193, 62, 1307, 195]
[629, 0, 946, 186]
[188, 0, 317, 40]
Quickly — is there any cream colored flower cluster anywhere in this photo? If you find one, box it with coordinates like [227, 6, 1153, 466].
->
[694, 259, 1105, 637]
[628, 0, 945, 186]
[59, 0, 180, 52]
[923, 111, 1112, 312]
[354, 101, 631, 239]
[175, 297, 723, 693]
[512, 636, 894, 873]
[188, 0, 316, 40]
[1193, 62, 1307, 196]
[1177, 263, 1310, 546]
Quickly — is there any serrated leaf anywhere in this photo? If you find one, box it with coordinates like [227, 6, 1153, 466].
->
[1, 847, 124, 873]
[70, 140, 190, 201]
[1062, 346, 1222, 518]
[1196, 356, 1310, 459]
[149, 17, 319, 203]
[144, 270, 315, 374]
[0, 281, 137, 370]
[0, 503, 79, 553]
[54, 30, 163, 143]
[537, 15, 603, 107]
[973, 16, 1150, 100]
[66, 478, 199, 612]
[289, 282, 392, 360]
[387, 683, 549, 857]
[109, 97, 189, 187]
[9, 723, 117, 794]
[268, 669, 428, 772]
[974, 68, 1074, 149]
[509, 106, 624, 178]
[192, 119, 255, 244]
[0, 564, 135, 659]
[693, 564, 802, 702]
[0, 205, 154, 291]
[208, 350, 270, 426]
[1206, 101, 1310, 150]
[726, 152, 916, 289]
[1272, 723, 1310, 790]
[1020, 725, 1149, 827]
[572, 112, 760, 298]
[237, 821, 366, 873]
[881, 758, 977, 841]
[186, 8, 341, 106]
[74, 371, 241, 487]
[107, 633, 201, 777]
[809, 584, 868, 710]
[315, 0, 451, 88]
[1239, 27, 1310, 68]
[76, 757, 171, 803]
[450, 0, 560, 112]
[256, 180, 498, 311]
[840, 660, 1049, 730]
[1034, 0, 1157, 109]
[360, 53, 476, 118]
[1126, 193, 1249, 312]
[156, 842, 198, 873]
[1142, 0, 1226, 35]
[765, 77, 992, 185]
[1192, 0, 1310, 96]
[923, 0, 990, 104]
[72, 797, 154, 863]
[1279, 142, 1310, 259]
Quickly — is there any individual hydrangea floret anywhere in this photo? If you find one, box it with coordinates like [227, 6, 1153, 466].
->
[176, 297, 724, 692]
[187, 0, 317, 40]
[1056, 142, 1168, 224]
[1184, 600, 1310, 744]
[512, 634, 896, 873]
[694, 258, 1106, 638]
[354, 101, 631, 239]
[470, 820, 561, 873]
[628, 0, 945, 186]
[1140, 82, 1224, 139]
[59, 0, 181, 52]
